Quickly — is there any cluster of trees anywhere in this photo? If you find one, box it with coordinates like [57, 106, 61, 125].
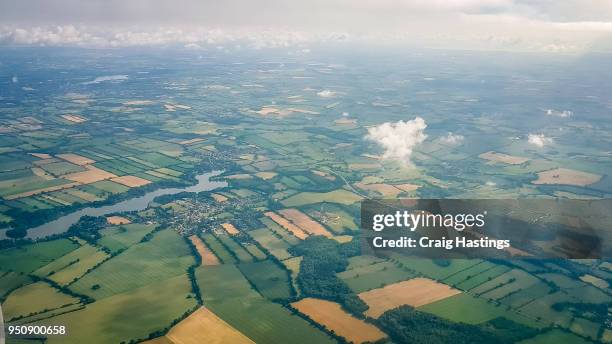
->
[376, 306, 539, 344]
[67, 215, 108, 242]
[552, 301, 611, 324]
[289, 236, 367, 315]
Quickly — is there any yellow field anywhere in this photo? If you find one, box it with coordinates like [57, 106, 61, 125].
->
[65, 188, 101, 201]
[264, 211, 308, 239]
[255, 171, 277, 180]
[348, 163, 380, 170]
[61, 114, 87, 123]
[179, 138, 205, 145]
[221, 223, 239, 235]
[30, 153, 52, 159]
[354, 182, 402, 197]
[278, 208, 332, 237]
[394, 183, 420, 192]
[533, 168, 601, 186]
[123, 100, 155, 106]
[359, 278, 461, 318]
[31, 167, 54, 180]
[64, 165, 117, 184]
[57, 153, 95, 166]
[163, 307, 254, 344]
[225, 174, 252, 180]
[189, 235, 219, 266]
[211, 193, 229, 202]
[111, 175, 152, 187]
[311, 170, 336, 181]
[479, 151, 529, 165]
[106, 216, 131, 225]
[334, 118, 357, 125]
[292, 298, 386, 343]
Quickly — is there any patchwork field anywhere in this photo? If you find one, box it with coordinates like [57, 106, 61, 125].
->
[38, 274, 196, 344]
[33, 243, 109, 285]
[57, 153, 95, 166]
[247, 227, 292, 260]
[189, 235, 220, 266]
[71, 229, 194, 299]
[264, 211, 308, 239]
[533, 168, 602, 186]
[419, 293, 541, 328]
[479, 151, 529, 165]
[292, 298, 387, 343]
[338, 260, 416, 293]
[280, 189, 363, 207]
[238, 260, 292, 300]
[111, 175, 152, 187]
[97, 224, 157, 253]
[278, 208, 332, 237]
[196, 265, 335, 344]
[64, 165, 117, 184]
[359, 278, 461, 318]
[201, 233, 237, 264]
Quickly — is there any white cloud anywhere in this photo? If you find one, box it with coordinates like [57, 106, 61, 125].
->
[184, 43, 202, 49]
[1, 1, 612, 52]
[0, 25, 352, 50]
[545, 109, 573, 118]
[83, 75, 128, 85]
[317, 90, 337, 98]
[528, 133, 553, 147]
[439, 132, 465, 145]
[365, 117, 427, 166]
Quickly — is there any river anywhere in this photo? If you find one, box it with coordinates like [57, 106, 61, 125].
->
[0, 170, 226, 240]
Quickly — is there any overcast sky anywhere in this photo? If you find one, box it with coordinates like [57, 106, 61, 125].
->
[1, 0, 612, 52]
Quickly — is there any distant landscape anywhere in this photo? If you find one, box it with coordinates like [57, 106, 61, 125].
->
[0, 46, 611, 343]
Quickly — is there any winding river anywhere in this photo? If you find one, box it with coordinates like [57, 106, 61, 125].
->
[0, 170, 226, 240]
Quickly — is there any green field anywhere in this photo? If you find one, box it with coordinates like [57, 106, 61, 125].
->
[2, 281, 80, 321]
[248, 227, 293, 260]
[238, 260, 292, 300]
[419, 293, 542, 328]
[0, 177, 72, 198]
[215, 233, 254, 262]
[0, 271, 31, 300]
[471, 269, 540, 300]
[70, 229, 193, 299]
[33, 243, 109, 285]
[97, 223, 157, 253]
[242, 242, 267, 260]
[392, 256, 483, 281]
[41, 161, 86, 176]
[0, 239, 79, 273]
[518, 329, 593, 344]
[38, 274, 196, 344]
[338, 260, 416, 293]
[88, 180, 130, 194]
